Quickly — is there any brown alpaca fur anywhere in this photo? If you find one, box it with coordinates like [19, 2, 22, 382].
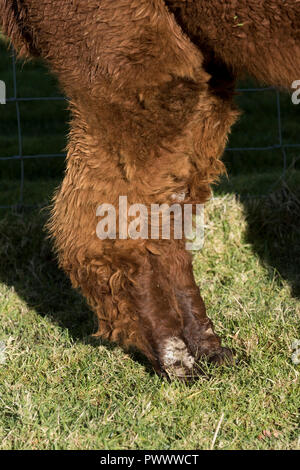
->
[1, 0, 300, 379]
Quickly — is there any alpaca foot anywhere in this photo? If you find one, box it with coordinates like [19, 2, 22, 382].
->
[205, 346, 235, 366]
[159, 338, 234, 380]
[159, 337, 202, 381]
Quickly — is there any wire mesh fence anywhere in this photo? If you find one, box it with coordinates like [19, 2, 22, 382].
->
[1, 48, 300, 210]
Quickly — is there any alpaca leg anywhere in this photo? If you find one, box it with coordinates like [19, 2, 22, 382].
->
[167, 0, 300, 90]
[132, 250, 201, 379]
[147, 244, 234, 370]
[67, 248, 195, 378]
[67, 239, 231, 380]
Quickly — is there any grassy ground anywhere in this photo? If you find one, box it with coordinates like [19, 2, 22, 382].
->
[0, 38, 299, 450]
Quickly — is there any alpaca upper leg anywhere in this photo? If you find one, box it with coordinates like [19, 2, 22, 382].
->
[60, 242, 192, 377]
[167, 0, 300, 89]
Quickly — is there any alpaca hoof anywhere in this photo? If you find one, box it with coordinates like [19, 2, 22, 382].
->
[160, 337, 201, 381]
[206, 347, 235, 366]
[165, 365, 202, 382]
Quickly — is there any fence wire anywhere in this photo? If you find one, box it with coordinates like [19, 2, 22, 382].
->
[1, 49, 300, 210]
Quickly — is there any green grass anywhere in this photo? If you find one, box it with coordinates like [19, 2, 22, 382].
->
[0, 196, 299, 450]
[0, 36, 299, 450]
[0, 38, 68, 184]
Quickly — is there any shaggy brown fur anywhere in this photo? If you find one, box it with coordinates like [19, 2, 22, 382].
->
[1, 0, 300, 379]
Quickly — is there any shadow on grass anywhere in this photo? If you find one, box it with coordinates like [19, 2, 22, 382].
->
[242, 183, 300, 298]
[0, 209, 156, 376]
[216, 173, 300, 298]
